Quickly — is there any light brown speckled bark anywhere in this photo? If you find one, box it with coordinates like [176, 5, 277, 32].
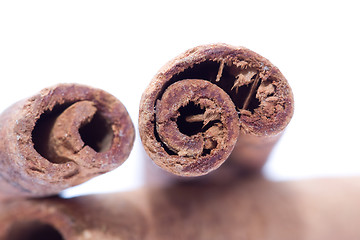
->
[0, 84, 134, 198]
[139, 43, 294, 176]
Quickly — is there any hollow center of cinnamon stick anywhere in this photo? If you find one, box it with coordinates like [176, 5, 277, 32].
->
[6, 221, 64, 240]
[156, 79, 238, 160]
[79, 111, 113, 152]
[32, 101, 113, 163]
[177, 102, 205, 136]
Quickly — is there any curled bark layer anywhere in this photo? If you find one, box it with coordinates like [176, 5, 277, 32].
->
[139, 43, 294, 176]
[0, 84, 134, 198]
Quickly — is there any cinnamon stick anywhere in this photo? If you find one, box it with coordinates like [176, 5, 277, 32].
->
[1, 176, 360, 240]
[0, 194, 147, 240]
[139, 43, 294, 176]
[147, 176, 360, 240]
[0, 84, 134, 198]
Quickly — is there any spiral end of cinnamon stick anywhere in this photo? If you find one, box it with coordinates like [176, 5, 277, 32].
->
[139, 43, 294, 176]
[155, 79, 239, 176]
[0, 84, 135, 197]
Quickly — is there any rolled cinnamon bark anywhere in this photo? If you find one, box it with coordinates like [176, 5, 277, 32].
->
[139, 43, 294, 176]
[147, 176, 360, 240]
[0, 194, 147, 240]
[1, 176, 360, 240]
[0, 84, 134, 198]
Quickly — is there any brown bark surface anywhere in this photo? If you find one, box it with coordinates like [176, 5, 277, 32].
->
[139, 43, 294, 176]
[0, 84, 134, 198]
[1, 176, 360, 240]
[0, 193, 147, 240]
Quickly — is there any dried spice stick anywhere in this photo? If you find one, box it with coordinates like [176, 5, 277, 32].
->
[0, 194, 147, 240]
[139, 43, 294, 176]
[146, 176, 360, 240]
[1, 176, 360, 240]
[0, 84, 134, 198]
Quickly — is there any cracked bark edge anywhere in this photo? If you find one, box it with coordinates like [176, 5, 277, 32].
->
[0, 83, 135, 198]
[139, 43, 294, 176]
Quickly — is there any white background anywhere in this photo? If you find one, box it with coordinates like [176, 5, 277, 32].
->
[0, 1, 359, 198]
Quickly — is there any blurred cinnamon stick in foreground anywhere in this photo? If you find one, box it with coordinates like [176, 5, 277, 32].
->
[139, 43, 293, 177]
[0, 84, 134, 199]
[1, 176, 360, 240]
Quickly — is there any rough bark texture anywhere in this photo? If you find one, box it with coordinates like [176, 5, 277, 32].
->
[139, 43, 294, 176]
[1, 176, 360, 240]
[0, 84, 134, 198]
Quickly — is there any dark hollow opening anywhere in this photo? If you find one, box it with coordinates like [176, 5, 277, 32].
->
[6, 221, 64, 240]
[32, 103, 73, 163]
[79, 112, 113, 152]
[219, 73, 261, 113]
[245, 77, 262, 113]
[170, 61, 220, 82]
[202, 148, 212, 155]
[32, 102, 113, 163]
[165, 60, 263, 114]
[177, 102, 205, 136]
